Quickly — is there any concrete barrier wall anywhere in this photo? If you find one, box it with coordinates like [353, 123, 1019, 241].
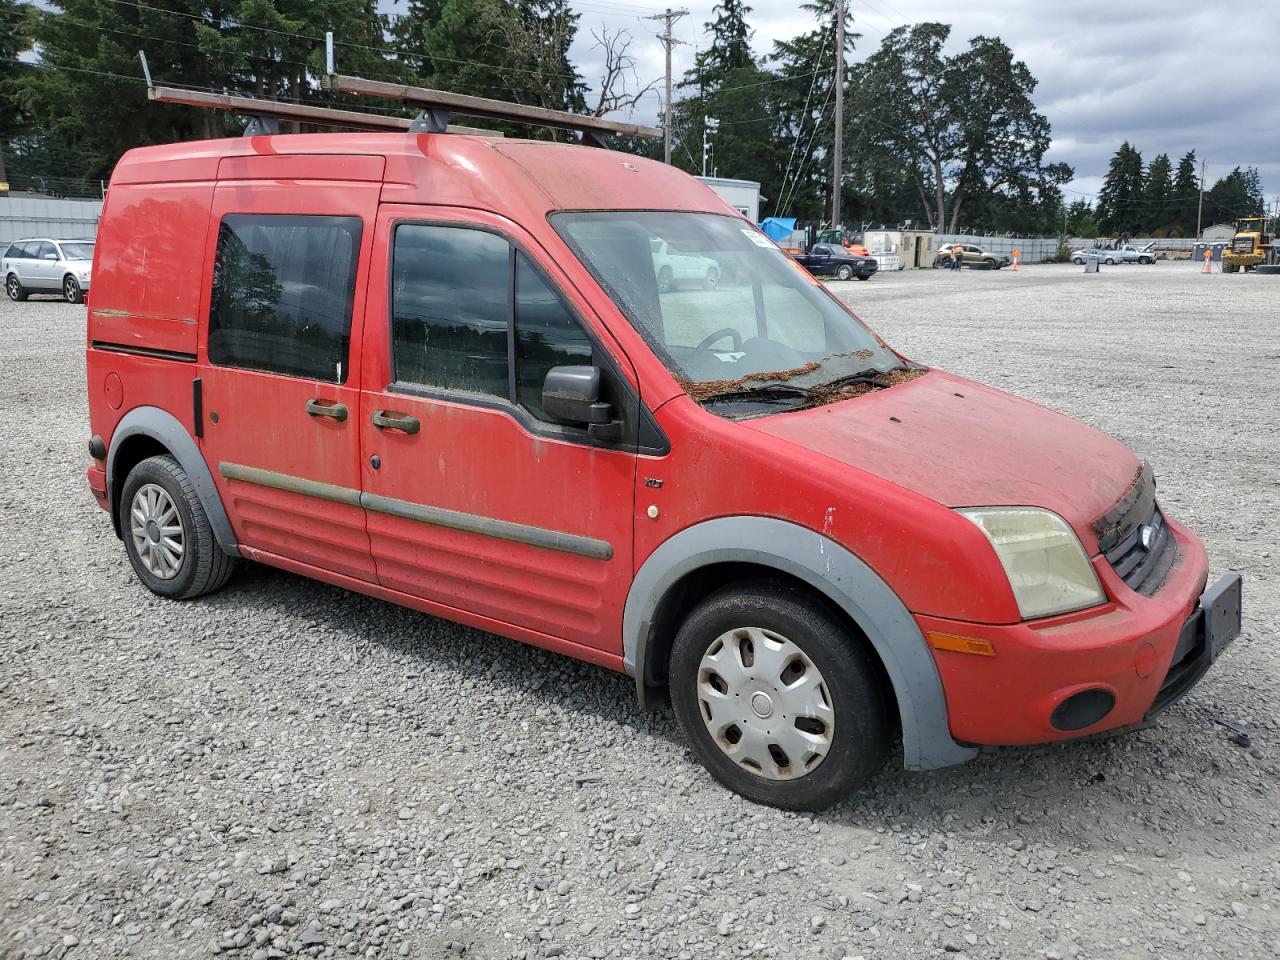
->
[0, 195, 103, 246]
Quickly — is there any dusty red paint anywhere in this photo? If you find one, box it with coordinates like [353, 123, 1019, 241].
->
[86, 130, 1217, 748]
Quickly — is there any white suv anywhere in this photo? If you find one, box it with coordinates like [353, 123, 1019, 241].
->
[3, 237, 95, 303]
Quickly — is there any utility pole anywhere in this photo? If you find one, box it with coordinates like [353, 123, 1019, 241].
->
[646, 8, 689, 166]
[831, 0, 846, 231]
[1196, 157, 1206, 238]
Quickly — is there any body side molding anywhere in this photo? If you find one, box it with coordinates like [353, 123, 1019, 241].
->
[622, 516, 977, 771]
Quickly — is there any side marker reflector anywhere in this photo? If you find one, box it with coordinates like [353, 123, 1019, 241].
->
[927, 632, 996, 657]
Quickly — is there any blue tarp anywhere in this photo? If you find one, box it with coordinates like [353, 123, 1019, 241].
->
[758, 217, 797, 242]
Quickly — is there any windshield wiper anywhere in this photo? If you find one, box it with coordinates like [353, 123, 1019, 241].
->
[698, 383, 820, 406]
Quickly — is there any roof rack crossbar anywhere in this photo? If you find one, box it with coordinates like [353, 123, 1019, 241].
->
[321, 74, 662, 142]
[148, 86, 414, 132]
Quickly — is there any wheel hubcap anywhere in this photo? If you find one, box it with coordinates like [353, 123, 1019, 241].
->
[129, 483, 184, 579]
[697, 627, 835, 781]
[65, 279, 74, 298]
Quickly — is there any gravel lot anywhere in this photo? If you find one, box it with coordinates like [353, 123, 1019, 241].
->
[2, 261, 1277, 960]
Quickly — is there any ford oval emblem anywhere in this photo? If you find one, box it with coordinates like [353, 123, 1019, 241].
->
[1140, 524, 1155, 550]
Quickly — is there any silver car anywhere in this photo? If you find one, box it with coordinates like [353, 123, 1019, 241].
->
[3, 237, 95, 303]
[1070, 243, 1155, 266]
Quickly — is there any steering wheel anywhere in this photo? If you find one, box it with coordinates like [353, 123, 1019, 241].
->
[692, 327, 743, 355]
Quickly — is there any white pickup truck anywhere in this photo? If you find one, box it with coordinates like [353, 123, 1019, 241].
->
[1070, 242, 1156, 265]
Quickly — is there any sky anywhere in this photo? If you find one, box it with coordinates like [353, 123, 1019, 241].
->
[383, 0, 1280, 215]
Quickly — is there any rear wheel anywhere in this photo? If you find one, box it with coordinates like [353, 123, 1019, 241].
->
[669, 582, 889, 810]
[119, 455, 235, 599]
[5, 273, 26, 301]
[63, 275, 83, 304]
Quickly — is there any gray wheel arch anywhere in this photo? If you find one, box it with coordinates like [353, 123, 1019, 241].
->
[106, 406, 239, 557]
[623, 516, 976, 771]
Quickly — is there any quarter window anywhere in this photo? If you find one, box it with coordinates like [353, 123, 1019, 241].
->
[208, 214, 362, 383]
[514, 253, 592, 421]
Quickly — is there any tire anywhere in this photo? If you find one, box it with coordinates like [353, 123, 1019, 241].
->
[63, 274, 83, 304]
[668, 581, 890, 811]
[1104, 257, 1117, 265]
[5, 273, 27, 301]
[986, 259, 999, 270]
[704, 267, 720, 290]
[1255, 264, 1280, 275]
[1072, 256, 1084, 265]
[119, 455, 236, 600]
[835, 264, 854, 281]
[1222, 262, 1238, 274]
[1138, 257, 1153, 265]
[657, 266, 674, 293]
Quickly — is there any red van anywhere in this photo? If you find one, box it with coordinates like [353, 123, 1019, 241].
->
[85, 130, 1241, 810]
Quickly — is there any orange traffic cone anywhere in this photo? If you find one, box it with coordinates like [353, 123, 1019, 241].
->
[1011, 248, 1021, 272]
[1202, 249, 1212, 274]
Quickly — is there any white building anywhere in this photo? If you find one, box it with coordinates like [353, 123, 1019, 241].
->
[695, 176, 761, 223]
[1201, 223, 1235, 241]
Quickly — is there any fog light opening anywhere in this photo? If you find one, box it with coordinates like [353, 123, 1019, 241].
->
[1050, 688, 1116, 732]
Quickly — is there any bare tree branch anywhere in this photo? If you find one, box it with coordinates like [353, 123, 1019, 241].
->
[590, 27, 659, 118]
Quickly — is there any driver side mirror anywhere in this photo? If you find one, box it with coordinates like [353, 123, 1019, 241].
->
[43, 252, 57, 261]
[542, 366, 622, 442]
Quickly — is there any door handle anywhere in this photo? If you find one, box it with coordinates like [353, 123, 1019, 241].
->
[305, 398, 349, 422]
[371, 409, 421, 435]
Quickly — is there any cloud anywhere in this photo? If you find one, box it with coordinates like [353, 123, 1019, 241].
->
[561, 0, 1277, 204]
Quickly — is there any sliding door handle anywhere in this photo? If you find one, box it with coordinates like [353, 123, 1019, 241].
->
[371, 409, 421, 435]
[305, 398, 349, 421]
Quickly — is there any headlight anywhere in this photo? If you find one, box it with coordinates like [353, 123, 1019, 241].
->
[958, 507, 1105, 619]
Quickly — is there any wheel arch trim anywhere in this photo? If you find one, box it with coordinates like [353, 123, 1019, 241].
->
[623, 516, 976, 771]
[106, 406, 240, 557]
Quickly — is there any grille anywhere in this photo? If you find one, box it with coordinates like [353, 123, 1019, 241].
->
[1232, 237, 1254, 254]
[1093, 462, 1177, 596]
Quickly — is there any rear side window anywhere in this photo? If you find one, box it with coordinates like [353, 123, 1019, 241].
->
[208, 214, 362, 383]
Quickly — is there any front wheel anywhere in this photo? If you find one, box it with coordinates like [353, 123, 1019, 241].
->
[657, 265, 674, 293]
[1072, 257, 1084, 265]
[119, 455, 236, 599]
[63, 275, 83, 304]
[1138, 257, 1152, 264]
[835, 264, 854, 281]
[668, 582, 890, 810]
[6, 273, 27, 301]
[1104, 257, 1117, 265]
[704, 267, 720, 290]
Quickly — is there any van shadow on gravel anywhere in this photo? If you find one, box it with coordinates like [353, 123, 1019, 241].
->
[197, 559, 1222, 836]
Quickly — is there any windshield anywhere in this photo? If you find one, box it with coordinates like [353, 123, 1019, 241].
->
[59, 242, 94, 260]
[551, 212, 904, 410]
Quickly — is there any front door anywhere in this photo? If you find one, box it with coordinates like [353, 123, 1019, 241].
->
[358, 206, 638, 659]
[197, 168, 382, 582]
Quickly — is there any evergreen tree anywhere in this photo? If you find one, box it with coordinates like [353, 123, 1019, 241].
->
[1096, 142, 1144, 235]
[0, 0, 36, 183]
[768, 0, 854, 221]
[1142, 153, 1172, 234]
[1206, 166, 1265, 222]
[1171, 150, 1199, 236]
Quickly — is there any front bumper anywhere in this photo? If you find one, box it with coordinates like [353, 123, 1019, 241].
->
[919, 517, 1242, 746]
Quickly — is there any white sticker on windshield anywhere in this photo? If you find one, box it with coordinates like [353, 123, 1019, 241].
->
[741, 228, 776, 249]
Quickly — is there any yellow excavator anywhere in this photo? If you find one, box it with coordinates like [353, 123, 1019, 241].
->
[1221, 216, 1278, 273]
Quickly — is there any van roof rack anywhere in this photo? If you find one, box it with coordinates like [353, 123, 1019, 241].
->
[320, 74, 661, 147]
[140, 51, 659, 146]
[146, 86, 502, 137]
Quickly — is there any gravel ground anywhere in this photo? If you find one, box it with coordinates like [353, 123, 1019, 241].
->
[1, 261, 1277, 960]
